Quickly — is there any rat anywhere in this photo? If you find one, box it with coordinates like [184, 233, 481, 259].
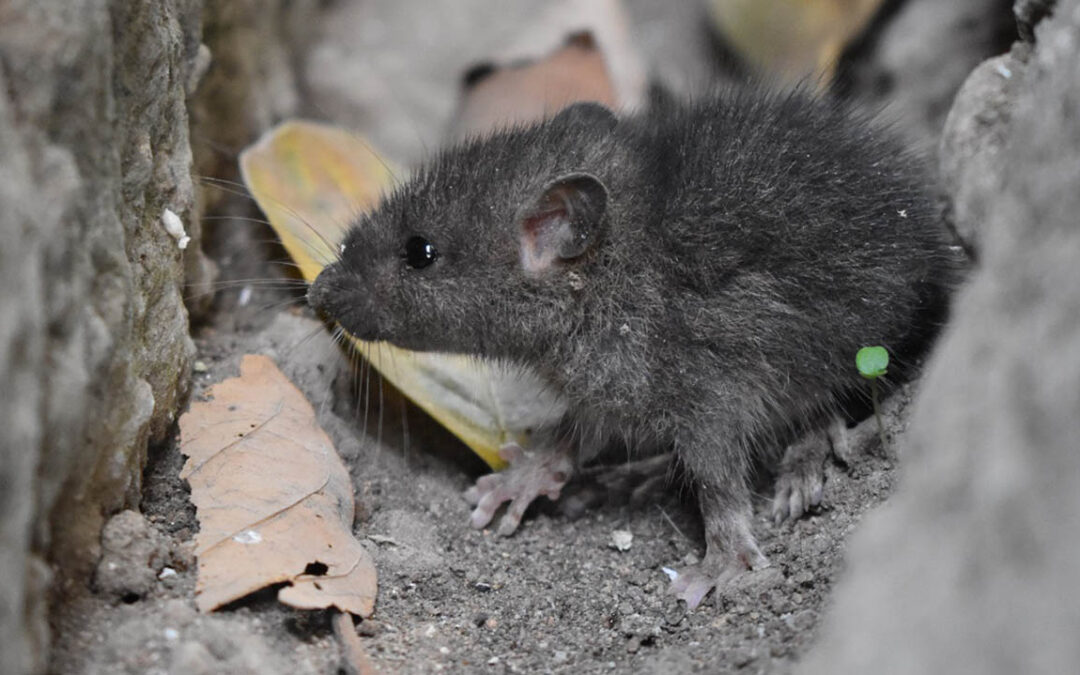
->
[307, 87, 957, 608]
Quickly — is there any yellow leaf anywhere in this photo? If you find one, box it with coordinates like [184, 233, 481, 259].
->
[179, 354, 377, 616]
[706, 0, 885, 85]
[239, 121, 567, 470]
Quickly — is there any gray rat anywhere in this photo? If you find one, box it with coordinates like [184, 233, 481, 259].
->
[308, 88, 957, 608]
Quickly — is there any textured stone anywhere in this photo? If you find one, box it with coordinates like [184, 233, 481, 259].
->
[939, 47, 1030, 251]
[803, 1, 1080, 672]
[0, 1, 207, 670]
[92, 511, 170, 602]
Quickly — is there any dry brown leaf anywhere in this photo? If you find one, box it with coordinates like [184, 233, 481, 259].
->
[178, 354, 376, 616]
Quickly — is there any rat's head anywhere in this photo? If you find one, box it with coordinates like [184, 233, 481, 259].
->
[308, 103, 621, 357]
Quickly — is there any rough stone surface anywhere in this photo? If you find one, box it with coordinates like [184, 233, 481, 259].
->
[0, 1, 207, 671]
[939, 47, 1030, 251]
[802, 1, 1080, 672]
[92, 511, 170, 602]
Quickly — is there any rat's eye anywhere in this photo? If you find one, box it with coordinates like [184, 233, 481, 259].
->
[403, 235, 439, 269]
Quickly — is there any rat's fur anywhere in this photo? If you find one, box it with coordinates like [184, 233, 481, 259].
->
[309, 88, 957, 604]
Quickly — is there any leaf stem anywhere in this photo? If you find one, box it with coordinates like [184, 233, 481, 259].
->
[871, 378, 887, 452]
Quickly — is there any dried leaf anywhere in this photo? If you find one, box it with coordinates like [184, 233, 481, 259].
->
[179, 354, 376, 616]
[239, 123, 567, 471]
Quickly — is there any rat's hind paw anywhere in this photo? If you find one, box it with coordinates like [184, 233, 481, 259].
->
[667, 541, 770, 609]
[463, 443, 573, 536]
[771, 424, 836, 524]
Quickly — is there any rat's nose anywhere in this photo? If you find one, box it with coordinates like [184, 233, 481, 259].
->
[306, 270, 332, 315]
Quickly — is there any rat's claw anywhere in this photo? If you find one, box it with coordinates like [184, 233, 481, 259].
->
[668, 569, 718, 609]
[667, 547, 769, 609]
[463, 442, 574, 536]
[468, 489, 506, 529]
[771, 427, 832, 524]
[771, 468, 824, 524]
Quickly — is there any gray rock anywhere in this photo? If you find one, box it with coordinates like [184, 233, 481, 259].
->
[92, 511, 170, 602]
[939, 47, 1030, 251]
[0, 1, 208, 670]
[802, 1, 1080, 672]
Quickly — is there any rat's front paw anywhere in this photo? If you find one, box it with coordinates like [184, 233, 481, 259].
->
[463, 443, 573, 536]
[771, 463, 824, 524]
[771, 426, 833, 524]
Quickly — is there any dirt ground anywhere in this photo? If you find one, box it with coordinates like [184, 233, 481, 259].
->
[50, 266, 915, 674]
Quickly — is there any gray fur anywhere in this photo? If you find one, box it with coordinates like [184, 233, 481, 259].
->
[309, 87, 958, 598]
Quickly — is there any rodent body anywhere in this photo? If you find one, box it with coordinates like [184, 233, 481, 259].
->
[309, 88, 957, 607]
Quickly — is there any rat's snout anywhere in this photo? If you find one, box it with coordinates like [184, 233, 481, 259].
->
[307, 264, 384, 342]
[306, 268, 336, 318]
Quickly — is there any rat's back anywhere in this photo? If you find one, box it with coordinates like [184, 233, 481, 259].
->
[605, 88, 956, 412]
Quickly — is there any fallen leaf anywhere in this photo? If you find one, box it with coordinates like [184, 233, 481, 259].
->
[706, 0, 885, 85]
[179, 354, 376, 616]
[239, 122, 567, 471]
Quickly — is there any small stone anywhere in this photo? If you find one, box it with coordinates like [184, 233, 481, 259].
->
[192, 360, 208, 373]
[93, 510, 169, 601]
[786, 609, 817, 632]
[626, 637, 641, 654]
[472, 613, 488, 627]
[473, 581, 493, 593]
[610, 530, 633, 551]
[663, 600, 686, 627]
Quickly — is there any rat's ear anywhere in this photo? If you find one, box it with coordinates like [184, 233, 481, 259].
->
[518, 173, 608, 275]
[549, 102, 617, 134]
